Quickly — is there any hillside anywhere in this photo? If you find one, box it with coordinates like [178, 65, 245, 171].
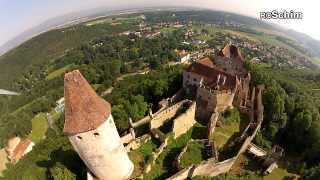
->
[0, 17, 137, 88]
[0, 9, 320, 180]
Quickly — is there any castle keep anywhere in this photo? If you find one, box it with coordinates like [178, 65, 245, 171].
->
[64, 70, 134, 180]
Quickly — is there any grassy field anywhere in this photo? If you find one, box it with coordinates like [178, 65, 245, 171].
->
[129, 139, 159, 178]
[27, 113, 49, 143]
[224, 29, 260, 43]
[46, 64, 74, 80]
[160, 27, 176, 35]
[85, 18, 114, 26]
[192, 25, 222, 41]
[86, 16, 141, 26]
[264, 166, 295, 180]
[211, 121, 240, 149]
[179, 141, 204, 168]
[144, 130, 194, 179]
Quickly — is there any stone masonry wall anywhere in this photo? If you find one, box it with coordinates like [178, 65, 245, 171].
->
[150, 100, 190, 129]
[196, 87, 235, 121]
[172, 102, 196, 138]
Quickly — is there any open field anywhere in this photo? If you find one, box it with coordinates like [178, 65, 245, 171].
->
[264, 166, 296, 180]
[85, 18, 114, 26]
[85, 16, 141, 26]
[46, 64, 74, 80]
[129, 139, 159, 177]
[180, 141, 204, 168]
[27, 113, 49, 143]
[211, 121, 240, 149]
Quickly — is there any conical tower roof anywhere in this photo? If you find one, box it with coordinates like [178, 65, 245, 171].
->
[63, 70, 111, 135]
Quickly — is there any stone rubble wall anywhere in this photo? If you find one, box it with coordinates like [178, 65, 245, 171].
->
[207, 112, 219, 138]
[167, 157, 237, 180]
[172, 102, 196, 138]
[150, 100, 190, 129]
[125, 134, 151, 152]
[122, 100, 194, 149]
[196, 87, 235, 121]
[131, 100, 190, 129]
[132, 115, 151, 128]
[145, 137, 170, 173]
[121, 133, 135, 145]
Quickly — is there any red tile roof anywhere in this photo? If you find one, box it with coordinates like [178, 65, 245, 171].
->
[64, 70, 111, 135]
[187, 58, 237, 90]
[197, 57, 215, 68]
[12, 139, 32, 163]
[219, 44, 244, 61]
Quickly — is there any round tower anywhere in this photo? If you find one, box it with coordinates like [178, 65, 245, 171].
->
[63, 70, 134, 180]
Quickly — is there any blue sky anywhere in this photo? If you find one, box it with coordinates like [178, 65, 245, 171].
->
[0, 1, 99, 45]
[0, 0, 318, 47]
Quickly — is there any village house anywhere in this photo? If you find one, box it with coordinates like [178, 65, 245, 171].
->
[178, 50, 191, 64]
[5, 137, 34, 163]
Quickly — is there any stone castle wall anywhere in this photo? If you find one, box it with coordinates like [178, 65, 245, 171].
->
[196, 86, 235, 121]
[150, 100, 190, 129]
[172, 102, 196, 138]
[145, 137, 170, 173]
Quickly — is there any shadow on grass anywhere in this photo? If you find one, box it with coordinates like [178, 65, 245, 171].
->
[240, 113, 250, 132]
[191, 124, 207, 139]
[219, 132, 242, 160]
[37, 148, 86, 180]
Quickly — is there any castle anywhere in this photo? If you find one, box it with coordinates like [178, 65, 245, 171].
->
[183, 44, 251, 120]
[62, 44, 264, 179]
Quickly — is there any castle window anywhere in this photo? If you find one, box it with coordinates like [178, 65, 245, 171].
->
[193, 78, 196, 82]
[77, 136, 82, 140]
[94, 132, 99, 137]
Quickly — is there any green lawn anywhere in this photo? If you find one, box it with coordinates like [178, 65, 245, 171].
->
[192, 26, 222, 41]
[85, 18, 114, 26]
[86, 16, 141, 26]
[46, 64, 74, 80]
[144, 130, 194, 179]
[128, 139, 158, 178]
[50, 111, 62, 121]
[264, 166, 295, 180]
[179, 141, 204, 168]
[211, 121, 240, 149]
[28, 113, 49, 143]
[160, 27, 176, 35]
